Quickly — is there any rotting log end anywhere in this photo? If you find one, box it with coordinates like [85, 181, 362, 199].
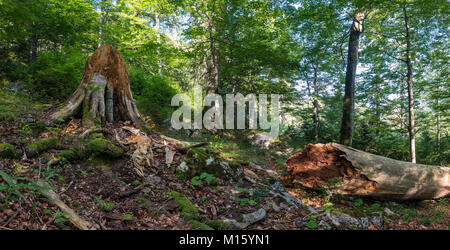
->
[285, 143, 450, 200]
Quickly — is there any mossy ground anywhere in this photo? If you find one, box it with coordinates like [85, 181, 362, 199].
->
[207, 220, 232, 230]
[170, 191, 199, 220]
[26, 137, 60, 157]
[188, 220, 214, 230]
[0, 143, 17, 158]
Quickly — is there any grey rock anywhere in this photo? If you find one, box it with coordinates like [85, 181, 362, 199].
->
[225, 208, 266, 229]
[191, 129, 202, 138]
[269, 180, 316, 214]
[330, 213, 362, 229]
[177, 161, 188, 172]
[6, 81, 26, 93]
[384, 208, 394, 215]
[370, 215, 383, 228]
[294, 217, 306, 228]
[279, 202, 291, 211]
[249, 133, 271, 149]
[20, 114, 36, 123]
[359, 217, 370, 229]
[271, 201, 281, 212]
[146, 175, 161, 186]
[318, 219, 332, 230]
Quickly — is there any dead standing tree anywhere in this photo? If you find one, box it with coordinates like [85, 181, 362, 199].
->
[47, 44, 146, 129]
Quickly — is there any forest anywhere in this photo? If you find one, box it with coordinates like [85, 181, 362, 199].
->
[0, 0, 448, 231]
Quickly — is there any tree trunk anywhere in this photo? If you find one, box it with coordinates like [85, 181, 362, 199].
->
[205, 4, 219, 94]
[312, 66, 319, 143]
[47, 44, 146, 130]
[285, 143, 450, 200]
[399, 79, 406, 133]
[156, 12, 162, 75]
[403, 6, 416, 163]
[340, 12, 365, 146]
[436, 83, 441, 151]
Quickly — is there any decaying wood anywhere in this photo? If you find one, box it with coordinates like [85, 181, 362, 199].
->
[177, 142, 209, 154]
[38, 181, 94, 230]
[285, 143, 450, 200]
[159, 135, 189, 147]
[47, 44, 146, 129]
[224, 208, 266, 229]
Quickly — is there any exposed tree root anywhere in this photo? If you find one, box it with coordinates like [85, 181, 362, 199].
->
[37, 181, 94, 230]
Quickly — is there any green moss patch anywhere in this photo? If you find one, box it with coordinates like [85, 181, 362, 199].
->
[207, 220, 232, 230]
[57, 146, 84, 161]
[86, 138, 123, 158]
[188, 220, 214, 230]
[176, 148, 243, 182]
[0, 143, 18, 158]
[170, 191, 199, 220]
[26, 137, 60, 157]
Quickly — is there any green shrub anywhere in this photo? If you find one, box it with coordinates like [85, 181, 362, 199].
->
[135, 74, 180, 125]
[30, 47, 86, 101]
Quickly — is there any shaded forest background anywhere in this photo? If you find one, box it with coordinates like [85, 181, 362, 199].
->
[0, 0, 448, 166]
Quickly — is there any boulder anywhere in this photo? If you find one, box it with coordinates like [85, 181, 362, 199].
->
[176, 148, 243, 182]
[248, 133, 271, 149]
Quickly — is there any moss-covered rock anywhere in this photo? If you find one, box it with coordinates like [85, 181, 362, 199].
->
[188, 220, 214, 230]
[176, 148, 243, 182]
[58, 150, 77, 160]
[89, 132, 104, 139]
[86, 138, 123, 158]
[0, 143, 18, 159]
[170, 191, 199, 220]
[57, 146, 84, 161]
[207, 220, 232, 230]
[26, 138, 60, 157]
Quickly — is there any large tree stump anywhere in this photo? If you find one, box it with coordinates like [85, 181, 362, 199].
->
[47, 44, 146, 129]
[285, 143, 450, 200]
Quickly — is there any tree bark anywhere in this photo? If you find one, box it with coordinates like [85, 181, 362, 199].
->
[312, 66, 319, 143]
[204, 3, 219, 94]
[156, 12, 162, 75]
[31, 34, 38, 63]
[403, 6, 416, 163]
[47, 44, 146, 130]
[285, 143, 450, 200]
[340, 12, 365, 146]
[436, 82, 441, 151]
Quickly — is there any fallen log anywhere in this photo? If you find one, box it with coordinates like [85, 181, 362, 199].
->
[177, 142, 209, 154]
[38, 181, 94, 230]
[285, 143, 450, 200]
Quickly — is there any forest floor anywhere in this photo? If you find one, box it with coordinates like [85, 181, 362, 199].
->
[0, 90, 448, 230]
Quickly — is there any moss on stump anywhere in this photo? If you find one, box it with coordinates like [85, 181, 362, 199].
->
[86, 138, 123, 158]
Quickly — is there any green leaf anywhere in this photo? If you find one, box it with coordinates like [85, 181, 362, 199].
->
[190, 176, 202, 186]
